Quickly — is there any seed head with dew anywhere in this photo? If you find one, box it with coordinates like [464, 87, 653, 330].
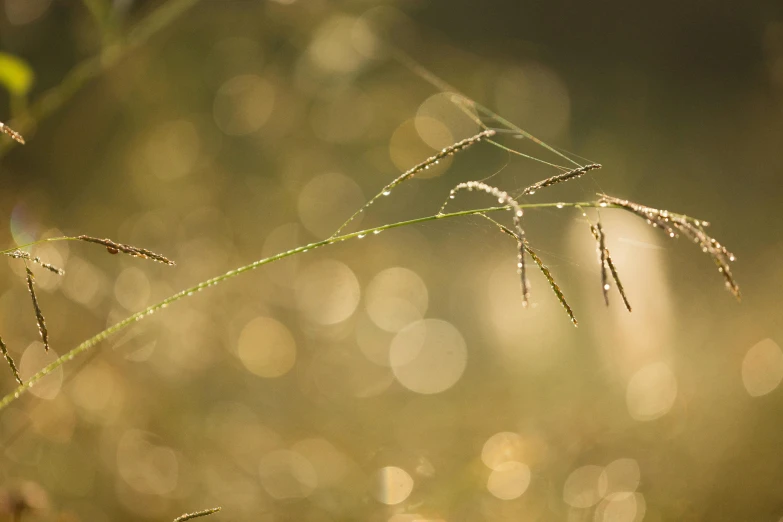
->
[518, 163, 602, 196]
[331, 129, 496, 238]
[481, 213, 577, 326]
[0, 121, 25, 145]
[24, 266, 50, 352]
[0, 337, 22, 385]
[577, 205, 633, 312]
[440, 180, 530, 306]
[173, 507, 222, 522]
[5, 250, 64, 275]
[77, 236, 176, 266]
[598, 194, 740, 300]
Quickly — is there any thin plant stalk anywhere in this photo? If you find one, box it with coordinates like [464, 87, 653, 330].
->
[0, 201, 613, 411]
[331, 129, 496, 237]
[390, 48, 587, 169]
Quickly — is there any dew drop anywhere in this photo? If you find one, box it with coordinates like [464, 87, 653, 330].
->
[358, 234, 366, 239]
[556, 203, 565, 209]
[599, 202, 608, 207]
[604, 284, 611, 291]
[373, 230, 382, 235]
[528, 190, 535, 195]
[383, 191, 391, 196]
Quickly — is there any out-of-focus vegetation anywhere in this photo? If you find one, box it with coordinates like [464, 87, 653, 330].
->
[1, 1, 782, 521]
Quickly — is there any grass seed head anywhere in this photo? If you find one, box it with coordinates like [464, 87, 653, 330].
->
[0, 121, 25, 144]
[0, 337, 23, 385]
[77, 236, 176, 265]
[25, 267, 50, 352]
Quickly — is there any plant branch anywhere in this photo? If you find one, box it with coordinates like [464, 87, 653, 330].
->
[0, 200, 611, 411]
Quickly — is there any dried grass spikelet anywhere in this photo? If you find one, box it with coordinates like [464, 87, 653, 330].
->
[595, 221, 610, 305]
[0, 337, 22, 385]
[5, 250, 64, 275]
[440, 180, 530, 306]
[25, 266, 50, 352]
[599, 194, 740, 300]
[483, 214, 577, 326]
[332, 129, 496, 237]
[0, 121, 25, 145]
[173, 507, 222, 521]
[585, 219, 632, 312]
[520, 163, 602, 196]
[77, 236, 176, 265]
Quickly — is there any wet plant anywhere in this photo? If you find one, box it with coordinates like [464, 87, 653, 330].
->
[173, 506, 222, 521]
[0, 121, 24, 145]
[0, 27, 742, 521]
[0, 236, 174, 384]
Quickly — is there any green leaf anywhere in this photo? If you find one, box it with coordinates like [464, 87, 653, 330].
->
[0, 52, 34, 97]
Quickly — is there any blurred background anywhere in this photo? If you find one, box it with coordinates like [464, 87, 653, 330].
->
[0, 0, 782, 520]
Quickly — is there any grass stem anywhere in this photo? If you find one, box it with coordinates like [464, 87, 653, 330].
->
[0, 201, 610, 410]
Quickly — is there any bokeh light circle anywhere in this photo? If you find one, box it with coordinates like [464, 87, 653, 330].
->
[297, 172, 364, 237]
[19, 343, 63, 399]
[487, 461, 531, 500]
[602, 458, 641, 496]
[626, 362, 678, 421]
[563, 465, 607, 508]
[742, 338, 783, 397]
[295, 259, 361, 325]
[372, 466, 414, 505]
[594, 492, 646, 522]
[365, 267, 428, 332]
[237, 317, 297, 378]
[213, 74, 275, 136]
[481, 431, 525, 471]
[415, 92, 481, 150]
[390, 319, 467, 394]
